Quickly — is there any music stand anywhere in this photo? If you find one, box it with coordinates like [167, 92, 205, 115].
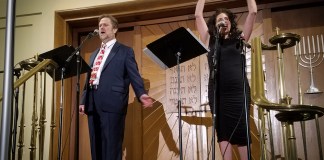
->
[39, 45, 90, 160]
[39, 45, 90, 81]
[143, 27, 209, 159]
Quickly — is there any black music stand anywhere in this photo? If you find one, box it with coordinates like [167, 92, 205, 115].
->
[39, 45, 90, 81]
[39, 45, 90, 160]
[143, 27, 209, 159]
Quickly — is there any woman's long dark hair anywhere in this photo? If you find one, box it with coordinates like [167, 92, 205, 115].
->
[207, 8, 241, 42]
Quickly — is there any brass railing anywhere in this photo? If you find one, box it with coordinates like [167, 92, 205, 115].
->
[0, 59, 58, 160]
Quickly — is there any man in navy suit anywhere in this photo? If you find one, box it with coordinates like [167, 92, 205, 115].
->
[79, 14, 153, 160]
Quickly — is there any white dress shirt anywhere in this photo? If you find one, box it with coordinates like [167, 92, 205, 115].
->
[91, 38, 117, 85]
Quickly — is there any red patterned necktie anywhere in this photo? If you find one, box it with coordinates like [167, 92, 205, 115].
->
[89, 44, 106, 85]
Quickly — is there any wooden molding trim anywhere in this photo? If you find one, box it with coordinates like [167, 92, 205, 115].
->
[54, 0, 264, 28]
[55, 0, 323, 28]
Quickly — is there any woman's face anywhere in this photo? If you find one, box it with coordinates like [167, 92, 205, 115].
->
[215, 13, 231, 36]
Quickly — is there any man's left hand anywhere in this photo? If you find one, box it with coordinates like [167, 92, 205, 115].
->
[140, 94, 153, 108]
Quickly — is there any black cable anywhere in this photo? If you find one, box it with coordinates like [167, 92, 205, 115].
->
[241, 40, 252, 160]
[206, 106, 244, 159]
[61, 99, 76, 157]
[222, 106, 245, 158]
[60, 32, 92, 158]
[61, 58, 84, 157]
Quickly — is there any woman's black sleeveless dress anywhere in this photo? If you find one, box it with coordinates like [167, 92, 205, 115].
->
[207, 38, 251, 145]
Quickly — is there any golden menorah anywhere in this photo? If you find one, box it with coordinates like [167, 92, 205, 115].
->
[251, 28, 324, 160]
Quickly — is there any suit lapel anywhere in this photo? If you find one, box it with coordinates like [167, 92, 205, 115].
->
[102, 41, 120, 70]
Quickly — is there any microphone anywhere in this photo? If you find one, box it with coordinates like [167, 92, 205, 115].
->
[89, 29, 99, 38]
[236, 36, 251, 52]
[242, 40, 251, 49]
[216, 21, 226, 28]
[239, 36, 251, 49]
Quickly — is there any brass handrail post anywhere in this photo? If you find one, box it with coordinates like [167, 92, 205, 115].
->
[49, 69, 56, 160]
[29, 74, 39, 160]
[39, 69, 47, 160]
[17, 72, 26, 160]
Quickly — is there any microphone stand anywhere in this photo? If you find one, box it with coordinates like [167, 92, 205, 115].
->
[58, 67, 65, 160]
[176, 51, 183, 160]
[240, 39, 252, 160]
[57, 32, 95, 160]
[211, 28, 221, 160]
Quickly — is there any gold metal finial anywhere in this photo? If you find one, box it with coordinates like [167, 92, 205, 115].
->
[281, 95, 293, 105]
[275, 27, 280, 35]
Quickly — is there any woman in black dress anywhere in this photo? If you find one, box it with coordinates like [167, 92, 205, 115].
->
[195, 0, 257, 159]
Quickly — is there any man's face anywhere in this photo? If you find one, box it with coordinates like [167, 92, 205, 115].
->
[98, 17, 118, 43]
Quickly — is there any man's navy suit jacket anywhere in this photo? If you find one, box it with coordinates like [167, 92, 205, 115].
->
[81, 41, 146, 114]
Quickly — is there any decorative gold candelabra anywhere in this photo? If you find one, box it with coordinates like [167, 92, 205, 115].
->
[296, 35, 324, 94]
[251, 28, 324, 160]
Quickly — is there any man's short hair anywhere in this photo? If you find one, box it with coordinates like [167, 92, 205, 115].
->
[98, 14, 118, 29]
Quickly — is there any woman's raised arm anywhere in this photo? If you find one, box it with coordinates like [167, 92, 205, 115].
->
[195, 0, 210, 46]
[242, 0, 257, 41]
